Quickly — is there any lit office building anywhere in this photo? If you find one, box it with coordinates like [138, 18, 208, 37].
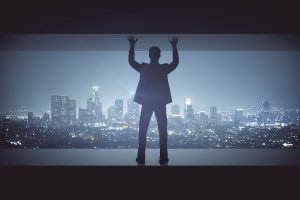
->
[68, 99, 76, 125]
[79, 107, 94, 125]
[107, 105, 115, 121]
[51, 95, 62, 127]
[79, 86, 103, 125]
[184, 98, 194, 120]
[259, 100, 271, 125]
[27, 112, 34, 126]
[114, 99, 124, 121]
[51, 95, 76, 127]
[234, 109, 244, 121]
[210, 106, 218, 125]
[199, 111, 209, 124]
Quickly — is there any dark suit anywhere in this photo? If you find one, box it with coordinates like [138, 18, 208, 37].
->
[133, 62, 175, 105]
[131, 61, 177, 161]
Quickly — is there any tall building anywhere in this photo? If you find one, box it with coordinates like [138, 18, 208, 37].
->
[107, 105, 115, 121]
[87, 86, 103, 123]
[234, 109, 244, 125]
[126, 96, 139, 123]
[87, 98, 94, 113]
[210, 106, 218, 125]
[27, 112, 34, 126]
[235, 109, 244, 120]
[41, 113, 50, 127]
[93, 86, 100, 103]
[51, 95, 62, 127]
[260, 100, 271, 125]
[51, 95, 76, 127]
[184, 98, 194, 120]
[79, 107, 93, 125]
[199, 111, 209, 124]
[171, 104, 180, 116]
[92, 86, 103, 122]
[79, 86, 103, 125]
[114, 99, 124, 121]
[186, 105, 194, 120]
[262, 100, 270, 113]
[68, 99, 76, 125]
[184, 98, 191, 118]
[60, 96, 69, 125]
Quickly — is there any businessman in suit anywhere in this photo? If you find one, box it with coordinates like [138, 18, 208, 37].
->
[127, 35, 179, 164]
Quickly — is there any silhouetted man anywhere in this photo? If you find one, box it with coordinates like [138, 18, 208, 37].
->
[127, 35, 179, 164]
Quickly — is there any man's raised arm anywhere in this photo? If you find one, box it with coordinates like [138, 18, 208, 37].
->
[166, 36, 179, 74]
[128, 35, 142, 72]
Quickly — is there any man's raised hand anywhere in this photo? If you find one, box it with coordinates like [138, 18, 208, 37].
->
[128, 35, 138, 46]
[169, 36, 179, 48]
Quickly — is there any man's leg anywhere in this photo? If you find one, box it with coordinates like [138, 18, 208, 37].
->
[137, 104, 153, 162]
[154, 104, 169, 162]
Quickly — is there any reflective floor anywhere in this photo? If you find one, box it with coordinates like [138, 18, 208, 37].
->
[1, 149, 300, 166]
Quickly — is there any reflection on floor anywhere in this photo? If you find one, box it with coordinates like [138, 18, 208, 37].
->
[0, 149, 300, 166]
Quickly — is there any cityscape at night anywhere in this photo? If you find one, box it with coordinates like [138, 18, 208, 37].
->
[1, 86, 299, 149]
[1, 36, 300, 150]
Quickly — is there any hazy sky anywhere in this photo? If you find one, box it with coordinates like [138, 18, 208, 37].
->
[0, 50, 300, 114]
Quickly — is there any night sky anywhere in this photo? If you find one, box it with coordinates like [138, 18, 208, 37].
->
[0, 35, 300, 114]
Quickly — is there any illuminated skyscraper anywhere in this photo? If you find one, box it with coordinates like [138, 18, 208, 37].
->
[184, 98, 194, 120]
[68, 99, 76, 125]
[51, 95, 62, 127]
[41, 113, 50, 127]
[234, 109, 244, 125]
[79, 107, 93, 125]
[92, 86, 103, 121]
[83, 86, 103, 125]
[87, 98, 94, 113]
[235, 109, 244, 121]
[51, 95, 76, 127]
[260, 100, 271, 125]
[27, 112, 34, 126]
[107, 105, 115, 121]
[262, 100, 270, 113]
[114, 99, 124, 121]
[93, 86, 100, 104]
[60, 96, 69, 125]
[199, 111, 209, 124]
[184, 98, 190, 118]
[210, 106, 218, 125]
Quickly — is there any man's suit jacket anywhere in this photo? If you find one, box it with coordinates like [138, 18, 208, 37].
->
[133, 62, 175, 105]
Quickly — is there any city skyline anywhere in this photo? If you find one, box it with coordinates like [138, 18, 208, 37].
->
[49, 88, 294, 120]
[48, 89, 297, 127]
[0, 82, 298, 117]
[1, 50, 300, 113]
[1, 94, 299, 149]
[2, 80, 299, 149]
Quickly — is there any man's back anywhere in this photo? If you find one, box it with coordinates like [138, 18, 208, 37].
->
[134, 62, 172, 105]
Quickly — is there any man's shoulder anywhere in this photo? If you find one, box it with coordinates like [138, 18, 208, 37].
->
[144, 63, 168, 67]
[141, 62, 168, 65]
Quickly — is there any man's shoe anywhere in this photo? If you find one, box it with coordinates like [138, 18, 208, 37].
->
[159, 158, 169, 165]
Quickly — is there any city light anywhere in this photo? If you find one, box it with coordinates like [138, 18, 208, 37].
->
[185, 98, 191, 105]
[0, 92, 299, 149]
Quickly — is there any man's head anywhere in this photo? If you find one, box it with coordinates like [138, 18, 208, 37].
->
[149, 46, 161, 62]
